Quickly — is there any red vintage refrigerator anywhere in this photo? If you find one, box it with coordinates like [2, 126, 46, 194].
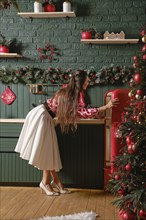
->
[104, 88, 131, 189]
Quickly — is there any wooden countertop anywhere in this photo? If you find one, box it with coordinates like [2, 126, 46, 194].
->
[0, 118, 106, 124]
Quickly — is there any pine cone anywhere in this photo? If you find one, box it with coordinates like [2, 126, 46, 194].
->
[95, 32, 103, 39]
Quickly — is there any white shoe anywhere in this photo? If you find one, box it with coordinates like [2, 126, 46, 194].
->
[39, 181, 60, 196]
[51, 181, 71, 194]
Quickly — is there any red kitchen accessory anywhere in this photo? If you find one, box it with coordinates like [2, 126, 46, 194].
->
[1, 86, 16, 105]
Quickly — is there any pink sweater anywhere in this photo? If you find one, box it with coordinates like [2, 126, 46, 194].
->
[47, 92, 99, 119]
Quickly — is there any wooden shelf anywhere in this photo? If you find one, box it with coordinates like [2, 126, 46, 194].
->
[81, 39, 139, 44]
[18, 11, 76, 18]
[0, 53, 22, 58]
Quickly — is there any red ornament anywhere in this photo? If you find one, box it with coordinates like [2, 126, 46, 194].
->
[125, 163, 132, 171]
[137, 89, 143, 96]
[143, 54, 146, 60]
[128, 144, 135, 154]
[118, 189, 125, 195]
[126, 136, 133, 144]
[133, 115, 137, 122]
[141, 30, 146, 36]
[130, 82, 133, 87]
[134, 73, 142, 84]
[139, 210, 146, 220]
[44, 4, 56, 12]
[114, 174, 119, 180]
[133, 56, 137, 61]
[119, 209, 136, 220]
[142, 44, 146, 52]
[0, 45, 10, 53]
[82, 31, 92, 39]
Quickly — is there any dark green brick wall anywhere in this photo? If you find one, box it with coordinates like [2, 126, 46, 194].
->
[0, 0, 146, 118]
[0, 0, 145, 186]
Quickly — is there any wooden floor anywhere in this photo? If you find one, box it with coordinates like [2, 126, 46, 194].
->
[0, 187, 119, 220]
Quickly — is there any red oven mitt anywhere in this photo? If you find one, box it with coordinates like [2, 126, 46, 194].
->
[1, 86, 16, 105]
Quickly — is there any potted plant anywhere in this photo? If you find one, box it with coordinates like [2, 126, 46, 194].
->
[0, 0, 19, 11]
[43, 0, 56, 12]
[0, 34, 12, 53]
[81, 28, 96, 39]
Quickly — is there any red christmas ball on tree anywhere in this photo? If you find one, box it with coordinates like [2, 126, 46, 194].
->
[141, 30, 146, 36]
[142, 44, 146, 52]
[139, 210, 146, 219]
[119, 209, 136, 220]
[128, 144, 135, 154]
[133, 115, 137, 122]
[125, 163, 132, 171]
[115, 174, 119, 180]
[126, 136, 133, 144]
[134, 73, 142, 84]
[133, 55, 137, 61]
[118, 189, 125, 195]
[143, 54, 146, 60]
[137, 89, 143, 96]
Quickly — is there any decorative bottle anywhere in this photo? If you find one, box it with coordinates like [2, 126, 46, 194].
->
[34, 0, 43, 13]
[63, 0, 71, 12]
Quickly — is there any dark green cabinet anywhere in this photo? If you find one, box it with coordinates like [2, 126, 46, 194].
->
[0, 123, 104, 189]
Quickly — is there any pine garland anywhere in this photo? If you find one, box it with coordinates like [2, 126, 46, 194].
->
[0, 64, 135, 86]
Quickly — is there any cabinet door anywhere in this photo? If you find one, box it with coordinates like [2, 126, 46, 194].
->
[56, 124, 104, 189]
[0, 123, 42, 184]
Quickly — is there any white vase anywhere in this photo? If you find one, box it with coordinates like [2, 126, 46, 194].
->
[34, 1, 43, 13]
[63, 0, 71, 12]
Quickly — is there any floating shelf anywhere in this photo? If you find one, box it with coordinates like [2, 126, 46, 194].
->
[18, 11, 76, 18]
[0, 53, 22, 58]
[81, 39, 139, 44]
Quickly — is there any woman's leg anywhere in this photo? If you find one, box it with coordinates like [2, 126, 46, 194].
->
[41, 170, 54, 191]
[50, 170, 64, 189]
[40, 170, 60, 196]
[42, 170, 51, 185]
[50, 170, 71, 194]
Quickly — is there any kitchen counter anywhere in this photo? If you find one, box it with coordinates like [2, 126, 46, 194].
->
[0, 118, 105, 124]
[0, 117, 106, 189]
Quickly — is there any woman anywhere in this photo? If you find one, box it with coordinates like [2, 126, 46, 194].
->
[15, 69, 118, 196]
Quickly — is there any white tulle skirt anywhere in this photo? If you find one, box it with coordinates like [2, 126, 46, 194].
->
[15, 104, 62, 171]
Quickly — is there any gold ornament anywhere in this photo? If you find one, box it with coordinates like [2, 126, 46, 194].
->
[132, 143, 137, 152]
[133, 63, 137, 68]
[137, 112, 146, 124]
[128, 90, 135, 98]
[142, 35, 146, 43]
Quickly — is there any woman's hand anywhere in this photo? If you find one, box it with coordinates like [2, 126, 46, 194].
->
[106, 98, 119, 109]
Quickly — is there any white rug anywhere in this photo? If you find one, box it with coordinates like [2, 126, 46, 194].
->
[36, 211, 98, 220]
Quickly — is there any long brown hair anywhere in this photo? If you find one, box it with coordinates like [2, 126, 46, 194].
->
[56, 70, 88, 133]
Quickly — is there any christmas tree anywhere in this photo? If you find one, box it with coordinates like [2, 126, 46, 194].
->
[107, 29, 146, 220]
